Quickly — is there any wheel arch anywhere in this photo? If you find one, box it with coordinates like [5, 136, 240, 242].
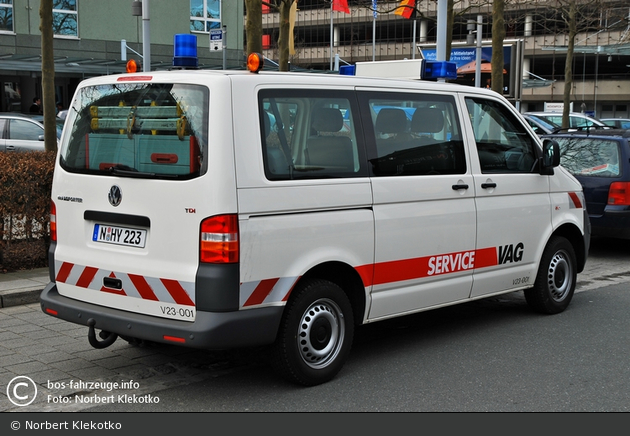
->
[551, 223, 587, 273]
[295, 261, 367, 326]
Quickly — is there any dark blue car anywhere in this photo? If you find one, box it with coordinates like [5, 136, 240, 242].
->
[543, 129, 630, 239]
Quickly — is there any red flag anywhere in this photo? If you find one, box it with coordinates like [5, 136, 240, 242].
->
[332, 0, 350, 14]
[395, 0, 415, 19]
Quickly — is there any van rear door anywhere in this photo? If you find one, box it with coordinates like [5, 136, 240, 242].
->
[51, 76, 226, 322]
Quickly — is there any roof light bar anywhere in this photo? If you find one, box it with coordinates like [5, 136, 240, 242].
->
[423, 61, 458, 80]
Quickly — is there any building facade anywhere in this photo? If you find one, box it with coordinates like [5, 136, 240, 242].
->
[261, 0, 630, 118]
[0, 0, 244, 113]
[1, 1, 628, 119]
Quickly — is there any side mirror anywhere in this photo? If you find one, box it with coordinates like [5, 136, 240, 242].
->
[540, 139, 560, 175]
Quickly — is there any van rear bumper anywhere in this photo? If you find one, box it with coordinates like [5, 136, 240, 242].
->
[40, 282, 283, 349]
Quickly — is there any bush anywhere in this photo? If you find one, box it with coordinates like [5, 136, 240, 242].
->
[0, 151, 55, 273]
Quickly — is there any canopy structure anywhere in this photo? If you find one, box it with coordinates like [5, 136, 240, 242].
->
[541, 42, 630, 56]
[456, 59, 506, 76]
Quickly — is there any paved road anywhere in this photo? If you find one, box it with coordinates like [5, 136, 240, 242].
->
[1, 236, 629, 412]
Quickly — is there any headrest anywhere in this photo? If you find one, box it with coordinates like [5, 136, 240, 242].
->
[411, 108, 444, 134]
[375, 108, 408, 134]
[311, 108, 344, 133]
[263, 111, 271, 137]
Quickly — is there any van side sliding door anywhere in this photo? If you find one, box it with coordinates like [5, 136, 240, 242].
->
[358, 91, 476, 320]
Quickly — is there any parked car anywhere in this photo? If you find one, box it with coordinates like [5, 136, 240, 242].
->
[600, 118, 630, 130]
[525, 111, 611, 131]
[543, 129, 630, 239]
[0, 113, 62, 152]
[521, 113, 559, 136]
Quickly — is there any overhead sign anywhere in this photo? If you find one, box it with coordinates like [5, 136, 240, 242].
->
[419, 40, 524, 100]
[210, 29, 222, 51]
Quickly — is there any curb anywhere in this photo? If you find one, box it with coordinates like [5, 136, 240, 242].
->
[0, 286, 43, 308]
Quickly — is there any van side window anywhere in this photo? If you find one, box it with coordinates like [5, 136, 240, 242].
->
[360, 93, 466, 176]
[465, 97, 537, 173]
[259, 90, 366, 180]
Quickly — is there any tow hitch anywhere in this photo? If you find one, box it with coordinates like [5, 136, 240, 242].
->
[87, 318, 118, 349]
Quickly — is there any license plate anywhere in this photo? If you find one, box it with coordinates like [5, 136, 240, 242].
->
[92, 224, 147, 248]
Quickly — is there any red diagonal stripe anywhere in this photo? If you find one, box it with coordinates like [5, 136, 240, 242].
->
[76, 266, 98, 288]
[56, 262, 74, 283]
[244, 278, 279, 307]
[100, 272, 126, 296]
[161, 279, 194, 306]
[129, 274, 159, 301]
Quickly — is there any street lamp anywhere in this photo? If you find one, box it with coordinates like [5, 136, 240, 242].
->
[467, 16, 483, 88]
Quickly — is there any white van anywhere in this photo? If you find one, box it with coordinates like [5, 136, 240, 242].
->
[41, 55, 590, 386]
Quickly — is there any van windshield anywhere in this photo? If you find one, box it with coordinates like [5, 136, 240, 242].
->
[60, 82, 209, 179]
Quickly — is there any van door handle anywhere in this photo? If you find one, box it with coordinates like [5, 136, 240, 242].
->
[481, 182, 497, 189]
[452, 184, 469, 190]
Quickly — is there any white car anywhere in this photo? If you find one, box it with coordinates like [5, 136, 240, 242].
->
[0, 113, 61, 152]
[524, 112, 610, 131]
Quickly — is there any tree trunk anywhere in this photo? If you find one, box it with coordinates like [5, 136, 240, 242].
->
[40, 0, 56, 152]
[491, 0, 505, 95]
[245, 0, 263, 55]
[562, 2, 577, 129]
[277, 0, 294, 71]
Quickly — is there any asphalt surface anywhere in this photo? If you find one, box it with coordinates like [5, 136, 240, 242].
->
[1, 237, 630, 412]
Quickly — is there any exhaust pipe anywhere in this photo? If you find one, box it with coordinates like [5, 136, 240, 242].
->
[87, 318, 118, 349]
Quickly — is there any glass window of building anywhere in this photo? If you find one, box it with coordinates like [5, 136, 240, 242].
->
[0, 0, 13, 33]
[190, 0, 221, 33]
[53, 0, 78, 37]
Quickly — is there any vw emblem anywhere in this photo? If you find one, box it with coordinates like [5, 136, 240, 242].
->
[108, 185, 122, 207]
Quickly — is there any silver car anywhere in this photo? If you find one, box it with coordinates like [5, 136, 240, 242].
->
[0, 113, 62, 152]
[523, 111, 610, 131]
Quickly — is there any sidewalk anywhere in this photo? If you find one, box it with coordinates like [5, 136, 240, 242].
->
[0, 267, 49, 308]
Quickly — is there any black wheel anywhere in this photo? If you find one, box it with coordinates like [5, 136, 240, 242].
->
[525, 236, 577, 314]
[272, 278, 354, 386]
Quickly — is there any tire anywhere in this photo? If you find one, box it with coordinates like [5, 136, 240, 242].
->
[525, 236, 577, 314]
[272, 278, 354, 386]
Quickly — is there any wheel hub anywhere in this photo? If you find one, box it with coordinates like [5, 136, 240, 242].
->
[298, 299, 344, 369]
[548, 251, 572, 302]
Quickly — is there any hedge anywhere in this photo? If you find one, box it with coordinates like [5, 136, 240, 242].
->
[0, 151, 56, 272]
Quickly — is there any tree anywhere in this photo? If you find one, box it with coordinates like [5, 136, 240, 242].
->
[40, 0, 56, 152]
[491, 0, 505, 95]
[538, 0, 605, 128]
[245, 0, 263, 56]
[245, 0, 297, 72]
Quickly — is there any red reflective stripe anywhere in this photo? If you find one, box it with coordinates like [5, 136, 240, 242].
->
[56, 262, 74, 283]
[569, 192, 583, 209]
[129, 274, 159, 301]
[355, 264, 374, 287]
[281, 280, 298, 302]
[472, 247, 498, 269]
[244, 278, 279, 307]
[369, 247, 499, 286]
[76, 266, 98, 288]
[100, 272, 126, 296]
[101, 286, 126, 296]
[161, 279, 194, 306]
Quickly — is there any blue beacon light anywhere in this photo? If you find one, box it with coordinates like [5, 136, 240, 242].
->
[173, 34, 198, 68]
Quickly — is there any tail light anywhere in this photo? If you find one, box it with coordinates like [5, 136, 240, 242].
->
[200, 214, 239, 263]
[608, 182, 630, 206]
[50, 200, 57, 242]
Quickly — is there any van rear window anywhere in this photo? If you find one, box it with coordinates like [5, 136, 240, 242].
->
[60, 83, 208, 179]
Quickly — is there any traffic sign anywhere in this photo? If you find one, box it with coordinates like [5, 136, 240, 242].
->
[210, 29, 222, 51]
